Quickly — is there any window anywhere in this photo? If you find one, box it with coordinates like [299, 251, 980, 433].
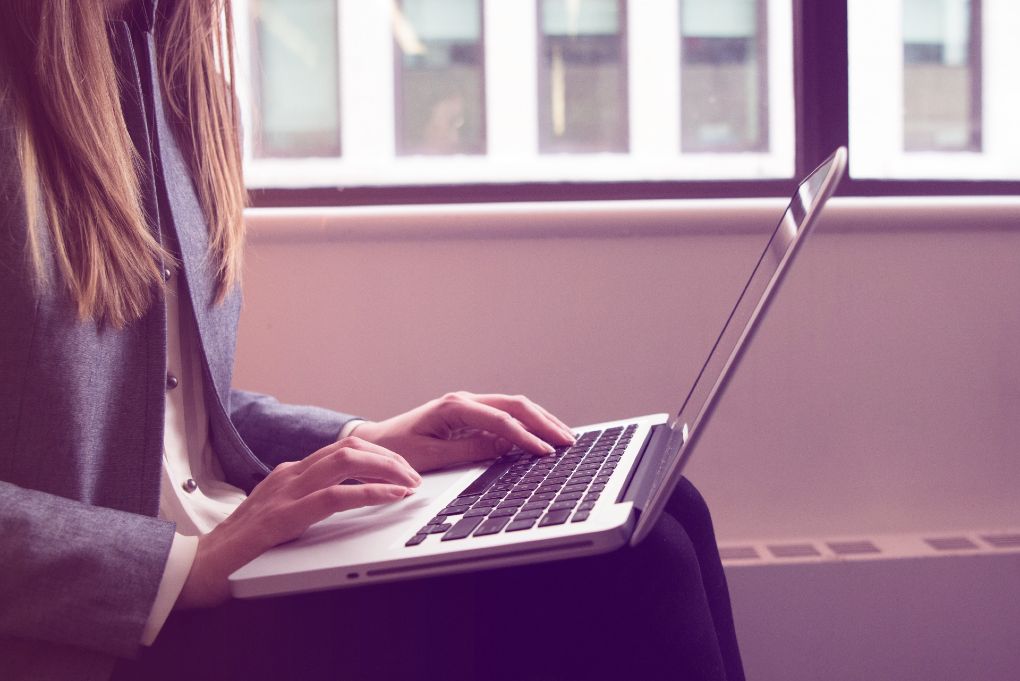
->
[235, 0, 1020, 203]
[902, 0, 979, 152]
[680, 0, 768, 153]
[249, 0, 340, 158]
[394, 0, 486, 155]
[848, 0, 1020, 180]
[538, 0, 628, 153]
[234, 0, 794, 190]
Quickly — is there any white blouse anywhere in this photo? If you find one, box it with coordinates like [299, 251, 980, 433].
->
[141, 269, 244, 644]
[140, 268, 358, 644]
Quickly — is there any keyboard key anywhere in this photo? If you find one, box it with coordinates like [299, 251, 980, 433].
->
[530, 491, 557, 501]
[572, 511, 591, 523]
[577, 500, 597, 511]
[425, 523, 452, 534]
[454, 495, 481, 506]
[539, 510, 571, 526]
[506, 490, 532, 500]
[589, 483, 606, 493]
[521, 500, 550, 512]
[549, 500, 577, 512]
[459, 457, 515, 496]
[562, 484, 589, 494]
[506, 519, 536, 532]
[440, 504, 471, 516]
[490, 507, 517, 517]
[441, 516, 485, 541]
[474, 516, 511, 536]
[515, 509, 544, 520]
[556, 491, 583, 502]
[496, 498, 527, 510]
[405, 534, 428, 546]
[464, 508, 491, 518]
[428, 515, 448, 525]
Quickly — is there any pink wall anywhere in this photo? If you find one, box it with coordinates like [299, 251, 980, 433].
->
[234, 198, 1020, 542]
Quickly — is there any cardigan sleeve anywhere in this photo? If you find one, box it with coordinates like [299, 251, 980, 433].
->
[228, 388, 363, 468]
[0, 481, 175, 658]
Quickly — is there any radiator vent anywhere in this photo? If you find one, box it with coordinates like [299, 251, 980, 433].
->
[719, 546, 759, 561]
[828, 540, 881, 556]
[925, 536, 978, 551]
[982, 533, 1020, 549]
[768, 543, 821, 558]
[719, 528, 1020, 565]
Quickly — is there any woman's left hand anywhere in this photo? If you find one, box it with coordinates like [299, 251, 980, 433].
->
[351, 392, 575, 473]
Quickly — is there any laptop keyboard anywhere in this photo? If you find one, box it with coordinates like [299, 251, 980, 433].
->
[405, 424, 636, 546]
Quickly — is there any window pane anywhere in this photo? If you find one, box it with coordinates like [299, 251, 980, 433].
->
[538, 0, 628, 153]
[903, 0, 980, 151]
[252, 0, 340, 158]
[394, 0, 486, 155]
[680, 0, 767, 152]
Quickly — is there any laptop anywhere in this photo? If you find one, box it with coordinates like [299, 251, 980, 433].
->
[230, 147, 848, 599]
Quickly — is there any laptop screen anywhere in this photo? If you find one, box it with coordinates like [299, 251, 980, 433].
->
[631, 148, 846, 543]
[670, 152, 841, 436]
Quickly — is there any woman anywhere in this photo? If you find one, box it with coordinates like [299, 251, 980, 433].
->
[0, 1, 745, 679]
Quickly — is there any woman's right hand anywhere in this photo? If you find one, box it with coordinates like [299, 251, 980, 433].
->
[175, 436, 422, 609]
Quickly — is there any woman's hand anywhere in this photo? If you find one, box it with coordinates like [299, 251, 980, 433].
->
[176, 436, 421, 609]
[351, 392, 575, 473]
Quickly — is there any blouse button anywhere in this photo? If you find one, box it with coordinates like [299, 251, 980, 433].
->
[163, 267, 172, 282]
[182, 478, 198, 493]
[166, 373, 179, 390]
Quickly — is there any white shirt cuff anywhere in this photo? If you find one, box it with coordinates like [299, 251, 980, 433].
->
[141, 533, 199, 646]
[338, 419, 367, 440]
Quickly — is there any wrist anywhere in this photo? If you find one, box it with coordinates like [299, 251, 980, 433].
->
[175, 531, 237, 609]
[339, 419, 371, 440]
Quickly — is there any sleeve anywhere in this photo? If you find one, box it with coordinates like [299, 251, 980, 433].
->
[141, 533, 199, 646]
[228, 388, 363, 467]
[0, 481, 176, 658]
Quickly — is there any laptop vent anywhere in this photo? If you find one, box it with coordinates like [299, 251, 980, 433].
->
[719, 546, 759, 561]
[827, 540, 881, 556]
[982, 533, 1020, 549]
[768, 543, 821, 558]
[925, 536, 979, 551]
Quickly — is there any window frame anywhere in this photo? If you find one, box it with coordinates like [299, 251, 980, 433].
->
[246, 0, 1020, 209]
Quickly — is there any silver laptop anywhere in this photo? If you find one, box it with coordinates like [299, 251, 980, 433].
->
[230, 147, 848, 599]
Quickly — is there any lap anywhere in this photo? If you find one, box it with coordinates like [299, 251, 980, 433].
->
[115, 479, 731, 681]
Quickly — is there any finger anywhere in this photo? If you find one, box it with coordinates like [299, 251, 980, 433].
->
[472, 394, 574, 445]
[291, 447, 421, 498]
[290, 483, 410, 525]
[441, 399, 556, 456]
[422, 432, 514, 470]
[298, 437, 420, 480]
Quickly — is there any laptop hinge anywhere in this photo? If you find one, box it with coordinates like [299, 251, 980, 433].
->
[618, 423, 672, 513]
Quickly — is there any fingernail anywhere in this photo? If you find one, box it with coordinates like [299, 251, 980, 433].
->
[543, 443, 555, 454]
[560, 427, 576, 443]
[404, 486, 416, 496]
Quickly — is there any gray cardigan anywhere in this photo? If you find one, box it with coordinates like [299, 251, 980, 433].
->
[0, 2, 357, 678]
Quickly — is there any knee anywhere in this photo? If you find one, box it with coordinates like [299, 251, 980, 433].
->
[665, 476, 715, 537]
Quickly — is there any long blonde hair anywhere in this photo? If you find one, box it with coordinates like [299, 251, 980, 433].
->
[0, 0, 245, 328]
